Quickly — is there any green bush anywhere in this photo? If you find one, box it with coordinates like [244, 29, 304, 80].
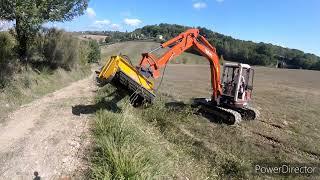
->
[0, 32, 16, 62]
[0, 32, 16, 87]
[78, 40, 90, 66]
[0, 28, 95, 87]
[105, 36, 112, 43]
[88, 40, 100, 63]
[41, 29, 80, 70]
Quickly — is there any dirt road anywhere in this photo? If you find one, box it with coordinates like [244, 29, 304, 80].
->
[0, 75, 96, 179]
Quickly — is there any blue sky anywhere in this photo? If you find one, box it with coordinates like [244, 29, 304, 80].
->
[51, 0, 320, 56]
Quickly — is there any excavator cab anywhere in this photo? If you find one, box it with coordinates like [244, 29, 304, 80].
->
[221, 63, 254, 108]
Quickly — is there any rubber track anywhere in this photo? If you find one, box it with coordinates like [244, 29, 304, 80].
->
[193, 98, 242, 124]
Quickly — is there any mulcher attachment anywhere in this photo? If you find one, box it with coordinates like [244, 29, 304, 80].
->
[96, 55, 155, 106]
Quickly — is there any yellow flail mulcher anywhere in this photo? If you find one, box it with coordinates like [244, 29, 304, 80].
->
[96, 55, 155, 106]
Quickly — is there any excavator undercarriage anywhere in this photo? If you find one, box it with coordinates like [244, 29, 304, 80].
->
[192, 98, 259, 124]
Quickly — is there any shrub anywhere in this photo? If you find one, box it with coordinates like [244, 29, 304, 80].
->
[0, 32, 16, 62]
[78, 40, 90, 66]
[0, 32, 16, 88]
[105, 36, 112, 43]
[41, 28, 80, 70]
[87, 40, 100, 63]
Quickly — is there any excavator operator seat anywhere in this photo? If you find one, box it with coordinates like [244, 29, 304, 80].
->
[221, 63, 254, 108]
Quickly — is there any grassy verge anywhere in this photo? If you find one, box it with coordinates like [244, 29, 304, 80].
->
[90, 85, 170, 179]
[91, 85, 319, 179]
[90, 85, 255, 179]
[91, 83, 320, 179]
[0, 66, 90, 122]
[90, 85, 213, 179]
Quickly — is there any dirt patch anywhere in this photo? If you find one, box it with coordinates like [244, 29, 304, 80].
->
[78, 34, 107, 42]
[0, 75, 96, 179]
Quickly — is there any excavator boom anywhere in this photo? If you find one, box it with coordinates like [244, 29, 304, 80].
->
[138, 29, 222, 102]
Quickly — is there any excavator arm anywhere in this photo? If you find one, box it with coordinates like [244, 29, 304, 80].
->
[137, 29, 222, 102]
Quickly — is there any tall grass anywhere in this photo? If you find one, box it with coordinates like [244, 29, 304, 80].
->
[90, 85, 215, 179]
[90, 86, 171, 179]
[91, 109, 169, 179]
[90, 84, 253, 179]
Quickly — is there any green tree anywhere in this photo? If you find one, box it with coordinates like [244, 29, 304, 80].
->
[0, 0, 88, 60]
[256, 43, 273, 57]
[105, 36, 112, 43]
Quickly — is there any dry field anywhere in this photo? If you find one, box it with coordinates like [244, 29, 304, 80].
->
[160, 64, 320, 162]
[78, 34, 107, 42]
[94, 41, 320, 178]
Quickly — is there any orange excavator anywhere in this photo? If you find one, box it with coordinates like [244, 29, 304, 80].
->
[96, 29, 258, 124]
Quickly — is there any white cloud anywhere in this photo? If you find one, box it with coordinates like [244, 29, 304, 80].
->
[111, 24, 121, 31]
[86, 8, 96, 18]
[94, 20, 111, 25]
[91, 19, 111, 29]
[90, 20, 122, 31]
[124, 18, 142, 26]
[216, 0, 224, 3]
[193, 2, 207, 9]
